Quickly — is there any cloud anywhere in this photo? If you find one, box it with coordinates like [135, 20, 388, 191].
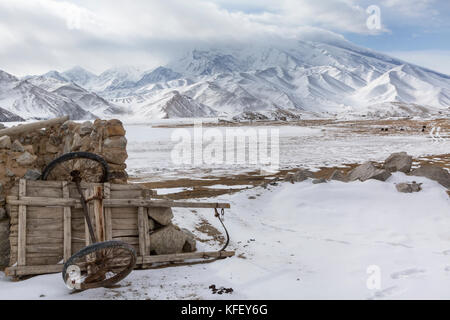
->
[0, 0, 446, 76]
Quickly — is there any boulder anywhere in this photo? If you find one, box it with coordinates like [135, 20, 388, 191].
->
[0, 136, 11, 149]
[312, 178, 327, 184]
[329, 170, 348, 182]
[16, 151, 37, 166]
[149, 224, 187, 255]
[411, 165, 450, 189]
[104, 136, 127, 149]
[285, 169, 314, 183]
[24, 169, 42, 181]
[384, 152, 413, 173]
[396, 182, 422, 193]
[11, 140, 24, 152]
[79, 121, 93, 135]
[348, 162, 391, 182]
[148, 207, 173, 226]
[105, 119, 125, 137]
[71, 133, 82, 150]
[102, 148, 128, 165]
[182, 228, 197, 252]
[45, 141, 60, 154]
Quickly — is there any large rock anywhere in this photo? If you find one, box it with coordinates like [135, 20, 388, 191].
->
[148, 207, 173, 225]
[71, 133, 82, 150]
[285, 169, 314, 183]
[396, 182, 422, 193]
[102, 148, 128, 165]
[24, 169, 42, 181]
[149, 224, 187, 255]
[103, 136, 127, 149]
[105, 119, 125, 137]
[329, 170, 348, 182]
[348, 162, 391, 182]
[0, 136, 11, 149]
[384, 152, 413, 173]
[11, 140, 24, 152]
[411, 165, 450, 189]
[182, 228, 197, 252]
[79, 121, 93, 135]
[16, 151, 37, 166]
[45, 141, 60, 154]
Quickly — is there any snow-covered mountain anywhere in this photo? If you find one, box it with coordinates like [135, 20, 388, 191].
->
[94, 38, 450, 119]
[0, 70, 94, 121]
[28, 71, 125, 116]
[4, 35, 450, 121]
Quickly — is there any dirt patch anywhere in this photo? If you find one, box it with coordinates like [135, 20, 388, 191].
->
[195, 218, 225, 245]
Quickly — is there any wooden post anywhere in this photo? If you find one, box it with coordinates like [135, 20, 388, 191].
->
[103, 183, 113, 241]
[92, 185, 105, 242]
[137, 196, 147, 258]
[62, 181, 72, 262]
[17, 179, 27, 266]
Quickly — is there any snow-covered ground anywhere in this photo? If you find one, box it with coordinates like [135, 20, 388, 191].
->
[125, 123, 447, 181]
[1, 172, 449, 299]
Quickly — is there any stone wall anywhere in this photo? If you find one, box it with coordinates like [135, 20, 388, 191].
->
[0, 119, 129, 269]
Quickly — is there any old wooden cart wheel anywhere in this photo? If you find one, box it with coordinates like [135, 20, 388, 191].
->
[41, 151, 110, 183]
[62, 240, 137, 290]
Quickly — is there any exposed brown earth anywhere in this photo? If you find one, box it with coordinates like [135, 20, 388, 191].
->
[132, 153, 449, 200]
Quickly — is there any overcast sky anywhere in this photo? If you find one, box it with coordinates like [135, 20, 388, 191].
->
[0, 0, 449, 76]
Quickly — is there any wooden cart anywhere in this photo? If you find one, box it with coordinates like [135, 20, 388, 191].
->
[5, 179, 234, 278]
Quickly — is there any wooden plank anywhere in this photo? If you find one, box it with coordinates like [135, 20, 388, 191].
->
[103, 183, 113, 241]
[137, 197, 147, 258]
[7, 197, 230, 209]
[5, 251, 235, 276]
[7, 196, 82, 207]
[105, 199, 231, 209]
[112, 229, 139, 237]
[92, 185, 105, 242]
[17, 179, 27, 266]
[63, 181, 72, 262]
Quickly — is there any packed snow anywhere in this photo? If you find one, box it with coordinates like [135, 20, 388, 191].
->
[1, 172, 449, 299]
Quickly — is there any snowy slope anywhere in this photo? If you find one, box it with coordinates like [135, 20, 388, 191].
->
[0, 70, 94, 120]
[1, 173, 449, 299]
[26, 72, 124, 117]
[118, 90, 218, 119]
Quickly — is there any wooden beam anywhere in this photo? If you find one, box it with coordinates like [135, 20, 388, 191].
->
[137, 197, 147, 258]
[104, 199, 231, 209]
[4, 251, 235, 276]
[92, 185, 105, 242]
[17, 180, 27, 266]
[0, 116, 69, 137]
[6, 197, 231, 209]
[103, 183, 113, 241]
[62, 181, 71, 262]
